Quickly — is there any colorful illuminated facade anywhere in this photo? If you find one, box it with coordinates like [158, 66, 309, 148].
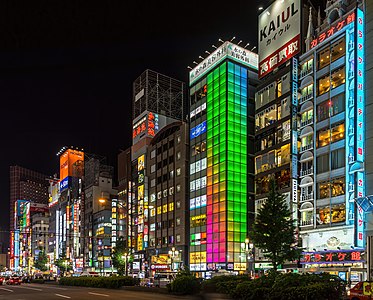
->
[188, 41, 258, 274]
[297, 1, 366, 283]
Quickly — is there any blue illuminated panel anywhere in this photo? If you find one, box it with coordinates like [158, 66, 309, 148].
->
[190, 121, 207, 139]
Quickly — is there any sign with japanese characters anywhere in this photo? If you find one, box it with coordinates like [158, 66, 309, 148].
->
[310, 11, 356, 49]
[189, 41, 258, 85]
[258, 0, 300, 78]
[300, 249, 365, 264]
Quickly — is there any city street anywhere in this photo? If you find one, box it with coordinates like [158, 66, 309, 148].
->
[0, 283, 193, 300]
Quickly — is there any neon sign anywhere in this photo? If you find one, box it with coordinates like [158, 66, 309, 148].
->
[190, 121, 207, 139]
[301, 249, 365, 264]
[310, 12, 355, 49]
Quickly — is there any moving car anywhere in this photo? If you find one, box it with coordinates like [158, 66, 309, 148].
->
[154, 272, 175, 288]
[7, 276, 21, 285]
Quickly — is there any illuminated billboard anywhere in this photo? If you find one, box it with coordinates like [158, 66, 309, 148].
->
[59, 149, 84, 181]
[49, 179, 59, 207]
[132, 112, 160, 141]
[258, 0, 301, 78]
[189, 41, 258, 85]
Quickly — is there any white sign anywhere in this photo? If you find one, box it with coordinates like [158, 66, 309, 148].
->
[258, 0, 301, 78]
[189, 41, 258, 85]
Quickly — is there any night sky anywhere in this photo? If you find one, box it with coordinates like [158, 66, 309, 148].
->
[0, 0, 322, 231]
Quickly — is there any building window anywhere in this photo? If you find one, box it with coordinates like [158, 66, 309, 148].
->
[331, 37, 345, 63]
[176, 201, 181, 209]
[169, 140, 174, 148]
[177, 135, 181, 144]
[176, 234, 181, 243]
[151, 150, 156, 159]
[150, 179, 156, 187]
[177, 151, 181, 160]
[162, 204, 168, 214]
[317, 74, 330, 96]
[169, 170, 174, 179]
[317, 203, 346, 225]
[330, 66, 345, 89]
[176, 168, 181, 176]
[192, 141, 206, 156]
[168, 202, 174, 211]
[169, 187, 174, 195]
[317, 177, 345, 199]
[316, 153, 329, 174]
[318, 47, 330, 70]
[176, 184, 181, 192]
[157, 191, 162, 199]
[176, 217, 181, 226]
[150, 164, 156, 173]
[331, 148, 345, 170]
[150, 208, 156, 217]
[317, 122, 345, 148]
[157, 206, 162, 215]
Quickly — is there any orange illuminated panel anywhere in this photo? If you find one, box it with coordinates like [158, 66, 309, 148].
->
[60, 149, 84, 180]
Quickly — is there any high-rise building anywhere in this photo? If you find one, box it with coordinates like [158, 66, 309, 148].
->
[9, 166, 49, 269]
[187, 41, 259, 275]
[10, 166, 49, 231]
[126, 69, 186, 277]
[297, 0, 367, 281]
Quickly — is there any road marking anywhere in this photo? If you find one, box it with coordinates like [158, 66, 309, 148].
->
[16, 286, 43, 291]
[35, 285, 67, 290]
[0, 288, 13, 292]
[55, 294, 71, 299]
[89, 292, 109, 297]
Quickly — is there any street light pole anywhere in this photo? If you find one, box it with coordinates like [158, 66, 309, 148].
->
[168, 247, 179, 272]
[241, 238, 254, 277]
[122, 252, 129, 276]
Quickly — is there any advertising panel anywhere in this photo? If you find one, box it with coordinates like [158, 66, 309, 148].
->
[49, 179, 59, 207]
[189, 42, 258, 84]
[301, 249, 365, 264]
[258, 0, 301, 78]
[60, 149, 84, 181]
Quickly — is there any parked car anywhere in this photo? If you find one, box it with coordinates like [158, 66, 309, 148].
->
[349, 281, 372, 300]
[0, 277, 6, 285]
[80, 271, 99, 277]
[7, 276, 21, 285]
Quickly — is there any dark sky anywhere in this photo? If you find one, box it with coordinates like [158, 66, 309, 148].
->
[0, 0, 323, 230]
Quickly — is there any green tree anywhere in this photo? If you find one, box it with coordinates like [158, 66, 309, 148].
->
[249, 177, 301, 271]
[112, 236, 131, 276]
[55, 254, 72, 276]
[34, 249, 48, 272]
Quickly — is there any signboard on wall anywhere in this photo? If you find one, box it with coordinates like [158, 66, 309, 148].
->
[258, 0, 301, 78]
[60, 149, 84, 182]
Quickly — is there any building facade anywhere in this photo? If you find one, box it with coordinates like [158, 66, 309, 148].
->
[298, 0, 366, 282]
[188, 41, 258, 276]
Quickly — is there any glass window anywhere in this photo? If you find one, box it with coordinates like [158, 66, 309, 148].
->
[317, 100, 331, 122]
[331, 148, 345, 170]
[331, 177, 345, 197]
[318, 181, 330, 199]
[318, 47, 330, 70]
[331, 123, 344, 143]
[331, 203, 346, 223]
[301, 109, 313, 123]
[331, 66, 345, 89]
[330, 93, 345, 116]
[317, 128, 330, 148]
[317, 74, 330, 96]
[317, 153, 329, 174]
[331, 37, 345, 63]
[317, 206, 331, 224]
[301, 84, 313, 97]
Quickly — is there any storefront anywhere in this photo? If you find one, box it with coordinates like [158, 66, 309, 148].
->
[300, 248, 366, 286]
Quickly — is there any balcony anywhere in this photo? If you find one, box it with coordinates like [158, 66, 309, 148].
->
[300, 193, 314, 202]
[299, 219, 314, 227]
[299, 93, 313, 105]
[300, 167, 313, 177]
[300, 144, 313, 153]
[300, 118, 313, 128]
[299, 68, 313, 79]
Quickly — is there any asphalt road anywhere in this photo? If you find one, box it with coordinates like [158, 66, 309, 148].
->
[0, 283, 204, 300]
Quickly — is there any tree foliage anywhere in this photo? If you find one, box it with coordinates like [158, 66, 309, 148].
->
[112, 236, 131, 276]
[249, 177, 301, 271]
[55, 253, 73, 275]
[34, 249, 48, 272]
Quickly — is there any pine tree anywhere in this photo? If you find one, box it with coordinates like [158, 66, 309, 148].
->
[250, 177, 301, 271]
[34, 249, 48, 272]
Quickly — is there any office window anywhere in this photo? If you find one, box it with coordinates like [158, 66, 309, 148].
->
[176, 234, 181, 243]
[176, 168, 181, 176]
[151, 150, 156, 159]
[317, 123, 344, 148]
[318, 47, 330, 70]
[177, 151, 181, 160]
[317, 153, 329, 174]
[331, 148, 345, 170]
[177, 135, 181, 143]
[317, 74, 330, 96]
[330, 66, 345, 89]
[176, 217, 181, 226]
[318, 181, 330, 199]
[150, 164, 156, 173]
[150, 179, 156, 187]
[331, 177, 345, 197]
[176, 201, 181, 209]
[331, 37, 345, 63]
[176, 184, 181, 192]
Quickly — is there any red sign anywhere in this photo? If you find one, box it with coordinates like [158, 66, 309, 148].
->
[301, 249, 365, 264]
[310, 12, 355, 49]
[259, 34, 300, 78]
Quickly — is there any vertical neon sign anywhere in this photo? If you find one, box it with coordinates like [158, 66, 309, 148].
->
[356, 8, 365, 248]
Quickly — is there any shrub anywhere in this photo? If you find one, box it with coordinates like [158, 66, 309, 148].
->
[30, 279, 45, 284]
[169, 275, 200, 295]
[59, 276, 139, 288]
[201, 275, 250, 293]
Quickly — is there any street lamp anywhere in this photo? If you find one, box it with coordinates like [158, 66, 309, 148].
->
[241, 238, 254, 277]
[121, 252, 129, 276]
[168, 247, 179, 272]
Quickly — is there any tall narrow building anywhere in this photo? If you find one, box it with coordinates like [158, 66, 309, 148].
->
[188, 41, 259, 275]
